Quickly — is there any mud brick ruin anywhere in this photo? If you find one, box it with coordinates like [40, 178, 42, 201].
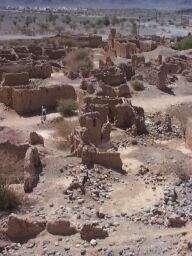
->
[107, 29, 158, 58]
[1, 23, 192, 255]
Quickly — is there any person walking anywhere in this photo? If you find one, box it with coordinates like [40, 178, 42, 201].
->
[41, 105, 47, 124]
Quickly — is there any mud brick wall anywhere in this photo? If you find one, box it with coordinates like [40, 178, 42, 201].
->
[139, 40, 157, 52]
[0, 86, 13, 106]
[10, 84, 76, 114]
[90, 151, 122, 170]
[1, 72, 29, 87]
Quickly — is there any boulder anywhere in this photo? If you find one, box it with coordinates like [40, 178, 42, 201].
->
[115, 103, 147, 134]
[87, 83, 95, 94]
[24, 147, 42, 193]
[80, 80, 88, 90]
[98, 83, 116, 97]
[118, 84, 130, 97]
[47, 219, 78, 236]
[67, 70, 79, 80]
[80, 223, 108, 241]
[6, 214, 46, 241]
[29, 132, 44, 146]
[167, 214, 187, 227]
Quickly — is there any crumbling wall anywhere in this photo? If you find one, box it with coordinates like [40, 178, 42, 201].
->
[1, 72, 29, 86]
[93, 104, 109, 124]
[139, 40, 157, 52]
[0, 54, 17, 61]
[115, 103, 147, 134]
[0, 86, 13, 106]
[118, 63, 133, 80]
[84, 96, 122, 122]
[0, 141, 29, 183]
[79, 112, 102, 146]
[0, 64, 29, 79]
[185, 118, 192, 150]
[28, 45, 43, 56]
[12, 84, 76, 114]
[81, 147, 122, 170]
[132, 54, 145, 71]
[27, 63, 52, 79]
[144, 63, 167, 89]
[165, 63, 181, 75]
[24, 146, 42, 193]
[90, 151, 122, 170]
[44, 49, 66, 59]
[94, 69, 125, 86]
[0, 48, 17, 61]
[114, 41, 138, 59]
[97, 83, 116, 97]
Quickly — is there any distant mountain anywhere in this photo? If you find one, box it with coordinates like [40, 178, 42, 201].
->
[2, 0, 192, 9]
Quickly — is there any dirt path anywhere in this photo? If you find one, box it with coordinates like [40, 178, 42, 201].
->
[132, 94, 192, 113]
[1, 111, 60, 129]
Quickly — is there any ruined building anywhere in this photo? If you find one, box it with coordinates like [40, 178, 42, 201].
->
[106, 29, 158, 59]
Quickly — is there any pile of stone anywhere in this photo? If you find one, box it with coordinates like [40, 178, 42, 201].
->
[129, 171, 192, 227]
[145, 113, 182, 139]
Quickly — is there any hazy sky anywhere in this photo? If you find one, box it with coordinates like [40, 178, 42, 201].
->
[2, 0, 192, 8]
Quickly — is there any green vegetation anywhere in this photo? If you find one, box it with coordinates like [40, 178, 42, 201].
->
[63, 15, 72, 24]
[60, 38, 89, 48]
[75, 48, 90, 60]
[111, 16, 120, 26]
[0, 178, 21, 210]
[64, 48, 93, 72]
[74, 49, 93, 69]
[47, 12, 58, 24]
[96, 16, 110, 27]
[175, 35, 192, 50]
[131, 22, 138, 36]
[0, 14, 4, 23]
[38, 23, 49, 33]
[130, 80, 144, 91]
[57, 99, 78, 117]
